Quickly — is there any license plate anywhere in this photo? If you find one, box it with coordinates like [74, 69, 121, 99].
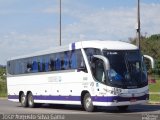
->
[130, 98, 136, 102]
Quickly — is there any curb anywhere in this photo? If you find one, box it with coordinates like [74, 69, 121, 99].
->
[0, 97, 7, 100]
[149, 92, 160, 95]
[148, 101, 160, 105]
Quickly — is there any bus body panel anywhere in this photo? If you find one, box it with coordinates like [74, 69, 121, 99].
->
[7, 40, 149, 109]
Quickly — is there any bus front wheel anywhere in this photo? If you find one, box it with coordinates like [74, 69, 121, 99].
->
[20, 93, 28, 107]
[83, 93, 94, 112]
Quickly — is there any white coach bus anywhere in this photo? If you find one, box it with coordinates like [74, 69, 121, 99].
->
[7, 40, 149, 112]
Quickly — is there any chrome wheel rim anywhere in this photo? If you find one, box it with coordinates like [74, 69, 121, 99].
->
[28, 95, 33, 106]
[85, 97, 92, 108]
[21, 95, 25, 105]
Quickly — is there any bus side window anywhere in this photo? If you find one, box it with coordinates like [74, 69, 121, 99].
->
[7, 61, 10, 74]
[84, 48, 101, 62]
[20, 60, 26, 74]
[32, 58, 38, 73]
[45, 56, 49, 72]
[77, 50, 87, 73]
[7, 61, 11, 75]
[77, 50, 86, 68]
[45, 62, 49, 72]
[27, 63, 32, 73]
[50, 59, 55, 71]
[38, 58, 43, 72]
[42, 62, 45, 72]
[59, 52, 64, 70]
[18, 60, 22, 74]
[91, 58, 106, 83]
[70, 50, 77, 69]
[14, 60, 19, 75]
[26, 58, 32, 73]
[55, 54, 61, 70]
[63, 51, 69, 70]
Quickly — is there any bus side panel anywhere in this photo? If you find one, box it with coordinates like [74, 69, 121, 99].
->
[7, 71, 92, 105]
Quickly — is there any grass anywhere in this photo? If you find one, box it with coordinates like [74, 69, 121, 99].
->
[149, 94, 160, 102]
[149, 76, 160, 102]
[149, 79, 160, 92]
[0, 93, 7, 97]
[0, 81, 7, 97]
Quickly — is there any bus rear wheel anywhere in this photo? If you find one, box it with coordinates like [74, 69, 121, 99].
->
[83, 93, 94, 112]
[27, 92, 35, 108]
[20, 93, 28, 107]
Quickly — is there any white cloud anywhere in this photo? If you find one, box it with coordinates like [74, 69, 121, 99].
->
[42, 7, 57, 13]
[0, 1, 160, 65]
[62, 7, 137, 43]
[141, 3, 160, 36]
[0, 30, 59, 64]
[61, 2, 160, 43]
[40, 5, 61, 14]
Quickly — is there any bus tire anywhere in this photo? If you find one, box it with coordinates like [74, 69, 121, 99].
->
[83, 93, 94, 112]
[20, 93, 28, 107]
[117, 105, 128, 111]
[27, 92, 35, 108]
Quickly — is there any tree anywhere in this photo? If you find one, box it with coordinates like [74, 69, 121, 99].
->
[0, 67, 6, 81]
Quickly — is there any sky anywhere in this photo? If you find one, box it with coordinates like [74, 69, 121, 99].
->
[0, 0, 160, 65]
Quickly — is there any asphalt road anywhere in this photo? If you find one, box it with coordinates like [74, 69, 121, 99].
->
[0, 99, 160, 120]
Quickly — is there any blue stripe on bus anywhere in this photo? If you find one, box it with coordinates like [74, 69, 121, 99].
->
[34, 96, 81, 101]
[8, 94, 148, 102]
[71, 43, 75, 50]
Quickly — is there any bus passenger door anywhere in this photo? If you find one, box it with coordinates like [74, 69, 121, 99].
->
[91, 56, 109, 96]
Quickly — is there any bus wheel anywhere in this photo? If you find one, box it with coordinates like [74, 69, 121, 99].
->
[27, 92, 35, 108]
[20, 93, 28, 107]
[83, 93, 94, 112]
[117, 105, 128, 111]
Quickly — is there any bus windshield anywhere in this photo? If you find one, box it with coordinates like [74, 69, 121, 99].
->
[103, 50, 148, 89]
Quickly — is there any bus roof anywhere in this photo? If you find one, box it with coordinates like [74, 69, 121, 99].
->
[8, 40, 138, 61]
[80, 40, 138, 50]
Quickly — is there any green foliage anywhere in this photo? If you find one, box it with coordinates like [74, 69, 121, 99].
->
[149, 79, 160, 92]
[130, 34, 160, 75]
[0, 67, 6, 81]
[0, 81, 7, 97]
[140, 35, 160, 60]
[0, 67, 7, 97]
[149, 77, 160, 102]
[149, 94, 160, 102]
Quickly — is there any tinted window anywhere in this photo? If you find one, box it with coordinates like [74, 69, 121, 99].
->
[91, 58, 106, 83]
[7, 49, 86, 75]
[84, 48, 101, 62]
[63, 51, 70, 70]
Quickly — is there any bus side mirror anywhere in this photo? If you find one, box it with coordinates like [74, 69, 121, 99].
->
[93, 55, 110, 70]
[143, 55, 155, 69]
